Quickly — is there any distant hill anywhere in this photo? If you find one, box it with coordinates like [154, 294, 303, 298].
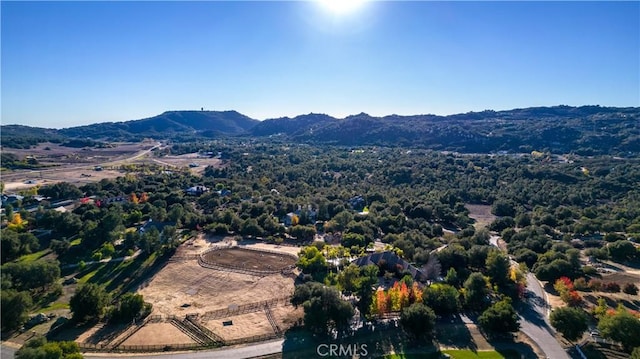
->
[58, 110, 258, 140]
[0, 125, 64, 148]
[250, 106, 640, 155]
[1, 106, 639, 155]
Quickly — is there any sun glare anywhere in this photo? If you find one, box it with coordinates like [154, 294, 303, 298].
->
[318, 0, 366, 15]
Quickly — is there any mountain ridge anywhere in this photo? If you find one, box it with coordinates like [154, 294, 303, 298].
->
[2, 105, 639, 155]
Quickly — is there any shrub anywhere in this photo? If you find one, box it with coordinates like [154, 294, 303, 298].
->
[573, 277, 589, 291]
[588, 279, 603, 291]
[603, 282, 621, 293]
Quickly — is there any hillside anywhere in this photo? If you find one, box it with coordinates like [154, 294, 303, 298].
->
[1, 106, 639, 155]
[251, 106, 640, 155]
[59, 110, 259, 140]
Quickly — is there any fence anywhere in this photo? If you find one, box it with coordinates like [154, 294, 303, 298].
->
[201, 296, 292, 321]
[197, 246, 297, 276]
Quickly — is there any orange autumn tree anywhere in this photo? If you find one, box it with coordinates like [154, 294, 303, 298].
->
[130, 192, 139, 204]
[554, 276, 582, 306]
[139, 192, 149, 203]
[370, 281, 424, 315]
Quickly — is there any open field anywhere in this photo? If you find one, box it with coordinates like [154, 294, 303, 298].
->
[137, 260, 294, 317]
[465, 204, 496, 229]
[119, 240, 301, 347]
[201, 247, 297, 273]
[1, 141, 225, 191]
[120, 322, 195, 346]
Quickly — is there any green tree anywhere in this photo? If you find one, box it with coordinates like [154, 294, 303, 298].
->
[70, 283, 110, 323]
[608, 240, 637, 262]
[296, 246, 328, 277]
[288, 225, 316, 241]
[291, 282, 354, 337]
[1, 289, 32, 331]
[337, 264, 361, 294]
[423, 283, 460, 314]
[356, 265, 379, 316]
[598, 307, 640, 351]
[400, 302, 436, 339]
[486, 250, 511, 288]
[16, 337, 82, 359]
[110, 293, 151, 323]
[478, 298, 520, 335]
[550, 307, 589, 342]
[463, 272, 489, 310]
[444, 267, 459, 287]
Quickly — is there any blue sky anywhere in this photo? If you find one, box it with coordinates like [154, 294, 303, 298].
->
[2, 1, 639, 128]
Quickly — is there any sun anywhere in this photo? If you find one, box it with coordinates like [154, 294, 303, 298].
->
[317, 0, 366, 15]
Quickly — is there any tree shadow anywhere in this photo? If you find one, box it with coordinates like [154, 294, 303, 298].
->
[281, 322, 437, 358]
[517, 297, 548, 329]
[83, 322, 129, 345]
[434, 315, 478, 352]
[488, 337, 538, 359]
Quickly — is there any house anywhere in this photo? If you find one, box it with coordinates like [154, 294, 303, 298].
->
[352, 251, 426, 282]
[1, 194, 24, 207]
[347, 196, 365, 211]
[217, 189, 232, 197]
[185, 186, 209, 196]
[283, 212, 298, 226]
[138, 219, 175, 234]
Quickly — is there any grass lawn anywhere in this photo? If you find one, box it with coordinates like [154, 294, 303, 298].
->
[385, 350, 518, 359]
[384, 354, 440, 359]
[41, 301, 70, 312]
[442, 350, 520, 359]
[18, 249, 51, 263]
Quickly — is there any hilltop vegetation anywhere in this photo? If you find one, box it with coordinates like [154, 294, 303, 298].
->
[2, 106, 638, 156]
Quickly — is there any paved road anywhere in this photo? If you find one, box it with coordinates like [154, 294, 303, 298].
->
[2, 340, 284, 359]
[520, 273, 569, 359]
[488, 235, 569, 359]
[1, 345, 16, 359]
[84, 339, 285, 359]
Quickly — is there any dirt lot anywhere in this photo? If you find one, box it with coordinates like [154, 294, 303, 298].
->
[204, 312, 275, 341]
[201, 247, 296, 272]
[2, 143, 225, 191]
[128, 238, 300, 343]
[138, 260, 294, 317]
[465, 204, 496, 229]
[120, 323, 195, 346]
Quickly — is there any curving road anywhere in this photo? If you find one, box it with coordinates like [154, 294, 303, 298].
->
[489, 235, 569, 359]
[519, 274, 569, 359]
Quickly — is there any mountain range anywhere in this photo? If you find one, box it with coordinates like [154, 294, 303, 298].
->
[2, 106, 639, 155]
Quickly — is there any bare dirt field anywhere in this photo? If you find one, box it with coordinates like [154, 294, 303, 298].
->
[465, 204, 496, 229]
[151, 153, 224, 176]
[2, 144, 226, 192]
[120, 323, 195, 346]
[204, 312, 275, 341]
[201, 247, 296, 272]
[126, 238, 301, 345]
[138, 260, 294, 317]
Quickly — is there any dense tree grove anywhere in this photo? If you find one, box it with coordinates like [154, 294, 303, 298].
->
[1, 138, 639, 347]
